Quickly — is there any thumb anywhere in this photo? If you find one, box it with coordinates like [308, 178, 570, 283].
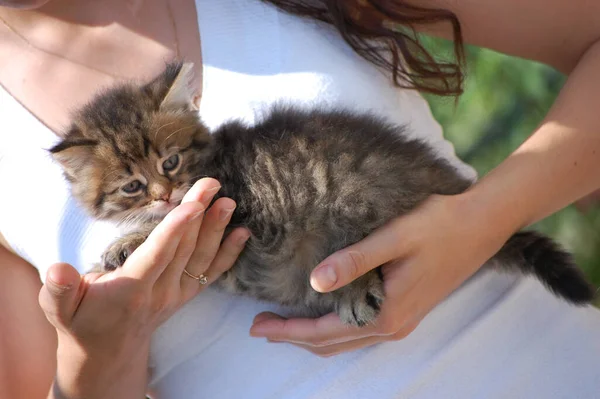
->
[310, 219, 408, 293]
[38, 262, 83, 330]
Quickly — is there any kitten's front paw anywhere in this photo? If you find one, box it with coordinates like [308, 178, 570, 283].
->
[101, 233, 148, 271]
[336, 270, 385, 327]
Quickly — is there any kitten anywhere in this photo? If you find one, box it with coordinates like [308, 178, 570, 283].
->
[50, 63, 596, 326]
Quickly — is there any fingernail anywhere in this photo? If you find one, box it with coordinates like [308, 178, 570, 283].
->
[237, 232, 250, 245]
[201, 186, 221, 203]
[249, 326, 265, 337]
[47, 268, 73, 290]
[219, 207, 235, 221]
[49, 277, 72, 292]
[190, 209, 205, 220]
[252, 312, 273, 324]
[311, 265, 337, 292]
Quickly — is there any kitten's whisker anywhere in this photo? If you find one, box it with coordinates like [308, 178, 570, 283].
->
[105, 177, 124, 188]
[101, 170, 122, 183]
[154, 121, 177, 141]
[119, 212, 137, 227]
[163, 125, 195, 143]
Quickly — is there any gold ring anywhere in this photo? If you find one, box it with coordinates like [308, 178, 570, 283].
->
[183, 268, 208, 285]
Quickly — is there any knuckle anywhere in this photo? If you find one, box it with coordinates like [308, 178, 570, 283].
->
[172, 249, 194, 266]
[307, 346, 334, 358]
[392, 321, 420, 341]
[377, 317, 403, 335]
[191, 251, 215, 269]
[222, 240, 247, 260]
[220, 245, 242, 262]
[345, 250, 367, 279]
[315, 350, 334, 358]
[212, 223, 228, 234]
[40, 305, 62, 325]
[138, 242, 169, 268]
[124, 289, 150, 314]
[151, 292, 176, 314]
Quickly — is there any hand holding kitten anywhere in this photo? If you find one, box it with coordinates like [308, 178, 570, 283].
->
[250, 192, 513, 356]
[39, 179, 249, 397]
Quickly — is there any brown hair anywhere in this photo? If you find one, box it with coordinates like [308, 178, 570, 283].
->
[261, 0, 465, 96]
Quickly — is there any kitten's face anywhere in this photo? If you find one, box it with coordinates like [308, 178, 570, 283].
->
[51, 63, 211, 223]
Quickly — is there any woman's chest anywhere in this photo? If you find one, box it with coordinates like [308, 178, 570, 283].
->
[0, 0, 202, 134]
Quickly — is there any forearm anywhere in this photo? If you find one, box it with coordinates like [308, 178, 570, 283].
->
[0, 245, 57, 399]
[465, 40, 600, 236]
[0, 242, 150, 399]
[50, 337, 150, 399]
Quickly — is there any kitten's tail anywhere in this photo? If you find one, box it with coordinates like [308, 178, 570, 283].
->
[493, 231, 596, 304]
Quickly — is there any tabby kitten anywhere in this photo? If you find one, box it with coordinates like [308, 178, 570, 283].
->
[50, 63, 595, 326]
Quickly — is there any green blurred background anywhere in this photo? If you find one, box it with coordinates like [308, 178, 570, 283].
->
[422, 38, 600, 304]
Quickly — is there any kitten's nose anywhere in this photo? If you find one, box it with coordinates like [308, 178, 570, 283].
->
[158, 192, 171, 202]
[149, 183, 171, 202]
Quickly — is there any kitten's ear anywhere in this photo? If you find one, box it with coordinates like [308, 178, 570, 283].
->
[161, 63, 197, 110]
[145, 62, 197, 111]
[49, 128, 97, 177]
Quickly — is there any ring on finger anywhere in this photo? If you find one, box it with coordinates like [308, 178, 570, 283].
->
[183, 268, 208, 285]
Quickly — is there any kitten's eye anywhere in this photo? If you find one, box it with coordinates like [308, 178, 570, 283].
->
[121, 180, 144, 194]
[162, 154, 180, 172]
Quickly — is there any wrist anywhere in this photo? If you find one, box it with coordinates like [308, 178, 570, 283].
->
[52, 335, 150, 399]
[453, 182, 522, 247]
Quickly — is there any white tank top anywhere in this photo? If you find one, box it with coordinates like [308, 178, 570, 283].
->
[1, 1, 599, 398]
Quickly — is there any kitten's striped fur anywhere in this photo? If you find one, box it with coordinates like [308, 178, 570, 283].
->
[51, 63, 596, 326]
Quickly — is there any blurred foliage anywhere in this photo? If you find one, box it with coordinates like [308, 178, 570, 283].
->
[421, 37, 600, 302]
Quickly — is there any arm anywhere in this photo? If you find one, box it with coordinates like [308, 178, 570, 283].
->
[415, 0, 600, 235]
[417, 0, 600, 75]
[0, 241, 149, 398]
[0, 237, 152, 399]
[0, 243, 57, 399]
[465, 40, 600, 237]
[250, 0, 600, 354]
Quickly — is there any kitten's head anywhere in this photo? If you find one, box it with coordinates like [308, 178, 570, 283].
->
[50, 63, 212, 223]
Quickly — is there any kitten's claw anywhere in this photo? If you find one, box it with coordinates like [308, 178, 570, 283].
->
[336, 271, 385, 327]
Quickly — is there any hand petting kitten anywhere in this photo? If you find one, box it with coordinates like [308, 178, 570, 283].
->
[39, 179, 248, 396]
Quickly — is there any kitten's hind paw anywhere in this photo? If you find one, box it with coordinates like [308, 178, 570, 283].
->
[336, 271, 385, 327]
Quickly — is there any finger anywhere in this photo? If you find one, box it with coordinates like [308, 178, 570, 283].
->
[181, 197, 236, 283]
[249, 312, 379, 346]
[158, 179, 222, 285]
[182, 177, 221, 206]
[310, 219, 410, 293]
[268, 321, 420, 357]
[124, 201, 205, 281]
[38, 263, 83, 330]
[180, 227, 250, 299]
[283, 335, 386, 357]
[201, 227, 250, 283]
